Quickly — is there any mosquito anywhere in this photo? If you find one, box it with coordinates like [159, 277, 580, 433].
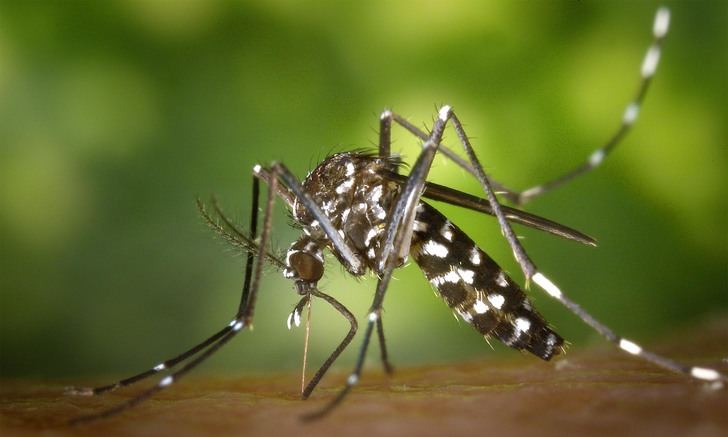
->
[68, 6, 725, 424]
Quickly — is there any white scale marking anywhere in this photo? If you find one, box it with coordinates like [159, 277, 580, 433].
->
[690, 367, 720, 381]
[365, 228, 379, 247]
[488, 294, 505, 309]
[623, 102, 640, 125]
[422, 240, 449, 258]
[335, 177, 355, 194]
[345, 162, 355, 176]
[495, 271, 508, 287]
[653, 7, 670, 38]
[619, 338, 642, 355]
[533, 272, 563, 299]
[252, 164, 262, 174]
[457, 268, 475, 284]
[473, 300, 489, 314]
[514, 317, 531, 334]
[322, 200, 335, 214]
[233, 321, 244, 331]
[588, 149, 605, 167]
[368, 312, 379, 322]
[544, 333, 558, 356]
[370, 185, 383, 203]
[154, 363, 166, 371]
[438, 105, 452, 121]
[380, 109, 392, 120]
[159, 376, 173, 387]
[641, 46, 661, 78]
[440, 222, 454, 241]
[431, 270, 460, 286]
[470, 247, 481, 265]
[347, 374, 359, 385]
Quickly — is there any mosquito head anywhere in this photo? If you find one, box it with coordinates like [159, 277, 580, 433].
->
[284, 236, 325, 295]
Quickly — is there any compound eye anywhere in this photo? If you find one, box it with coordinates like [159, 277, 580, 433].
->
[289, 251, 324, 283]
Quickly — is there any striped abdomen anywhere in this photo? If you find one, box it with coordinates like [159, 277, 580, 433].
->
[410, 202, 564, 360]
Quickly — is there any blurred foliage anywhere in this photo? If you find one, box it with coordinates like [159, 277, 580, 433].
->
[0, 0, 726, 379]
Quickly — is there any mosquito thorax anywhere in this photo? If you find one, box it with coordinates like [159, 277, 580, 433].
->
[292, 152, 403, 276]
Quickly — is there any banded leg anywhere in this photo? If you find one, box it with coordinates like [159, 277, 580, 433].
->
[69, 167, 279, 424]
[514, 7, 671, 205]
[528, 273, 726, 385]
[67, 176, 267, 402]
[384, 7, 671, 206]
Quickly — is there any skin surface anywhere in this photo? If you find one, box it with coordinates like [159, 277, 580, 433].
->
[2, 318, 726, 437]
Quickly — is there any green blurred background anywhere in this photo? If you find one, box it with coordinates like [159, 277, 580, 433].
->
[1, 0, 726, 381]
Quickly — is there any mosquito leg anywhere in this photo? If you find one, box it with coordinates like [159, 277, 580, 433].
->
[239, 174, 260, 313]
[445, 107, 538, 281]
[527, 273, 726, 385]
[375, 316, 394, 374]
[66, 325, 232, 397]
[379, 109, 393, 159]
[388, 8, 670, 206]
[68, 320, 244, 425]
[68, 189, 263, 398]
[516, 7, 671, 205]
[70, 167, 280, 424]
[302, 278, 392, 421]
[301, 290, 358, 399]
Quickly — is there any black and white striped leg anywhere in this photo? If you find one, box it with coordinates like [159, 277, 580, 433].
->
[67, 179, 267, 401]
[69, 166, 279, 424]
[69, 319, 247, 424]
[529, 272, 726, 385]
[385, 7, 670, 207]
[514, 7, 671, 205]
[65, 325, 233, 398]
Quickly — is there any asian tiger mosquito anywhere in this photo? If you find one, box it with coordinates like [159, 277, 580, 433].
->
[68, 6, 726, 424]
